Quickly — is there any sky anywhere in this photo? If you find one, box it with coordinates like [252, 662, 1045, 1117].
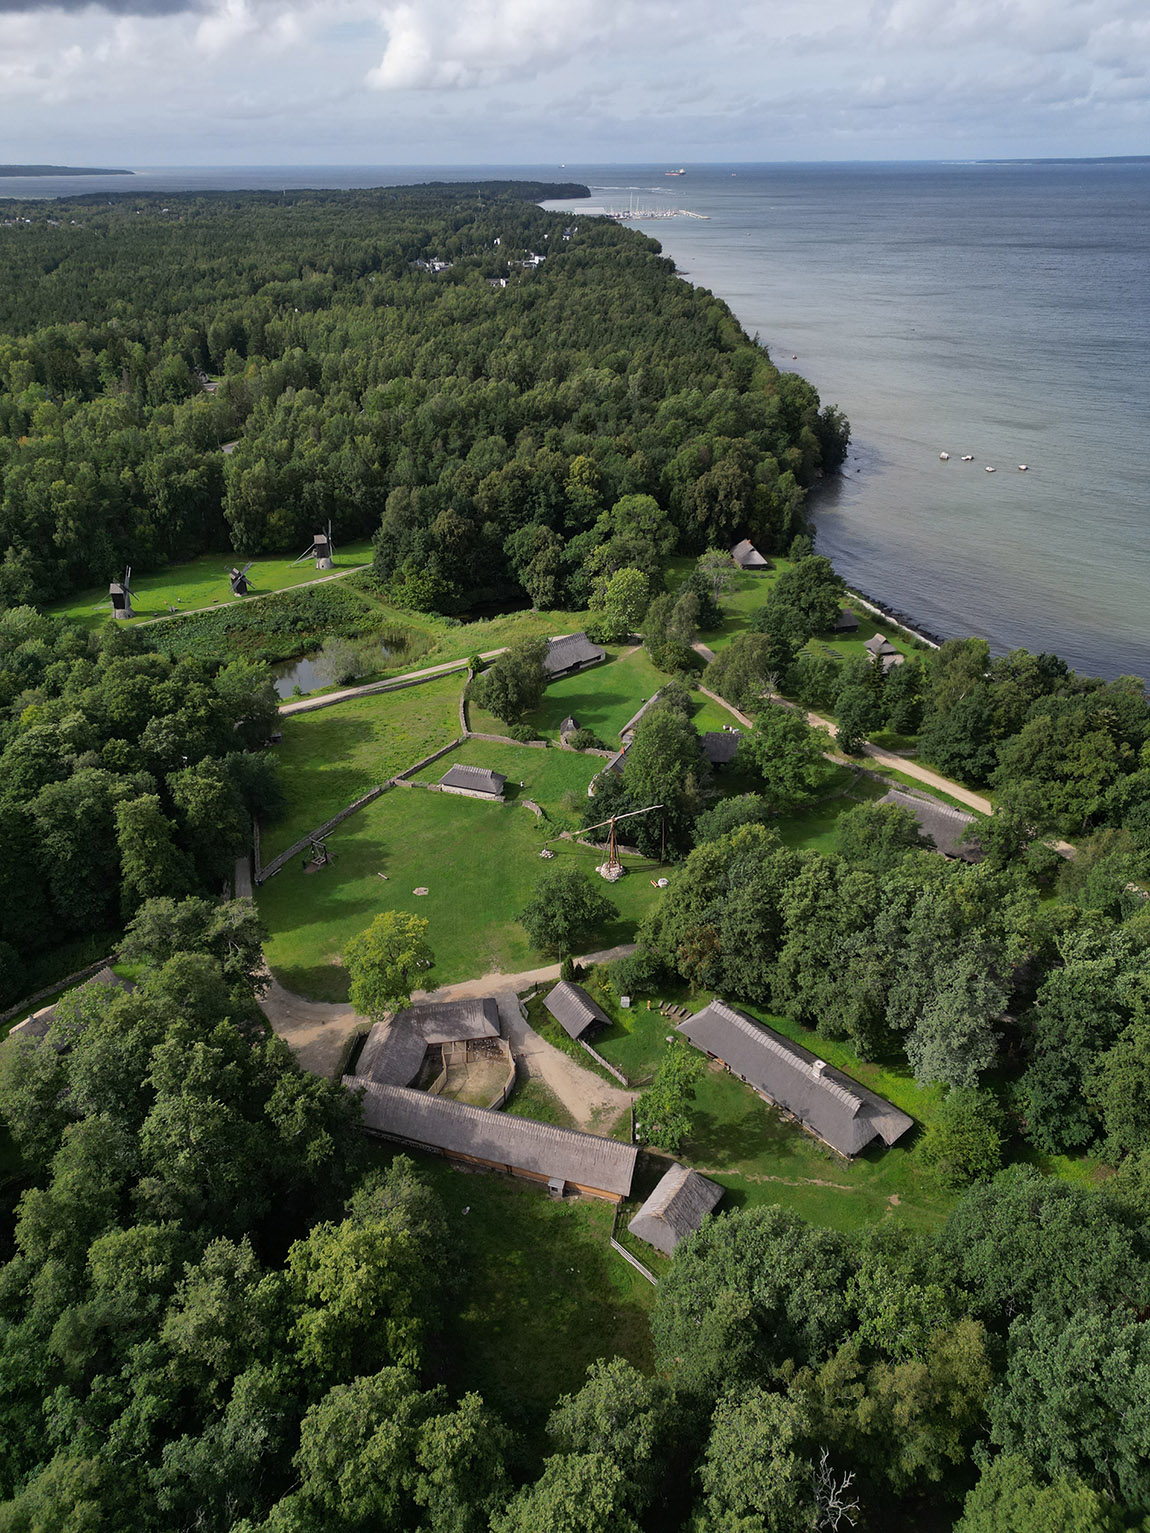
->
[0, 0, 1148, 165]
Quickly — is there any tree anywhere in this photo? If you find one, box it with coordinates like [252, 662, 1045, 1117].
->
[344, 911, 435, 1021]
[906, 954, 1005, 1090]
[518, 866, 616, 957]
[618, 705, 706, 857]
[831, 801, 931, 875]
[708, 632, 787, 711]
[470, 638, 547, 726]
[547, 1358, 671, 1514]
[834, 685, 880, 756]
[697, 547, 736, 605]
[696, 1388, 815, 1532]
[1087, 1012, 1150, 1160]
[988, 1308, 1150, 1510]
[956, 1454, 1123, 1533]
[765, 555, 845, 638]
[920, 1088, 1005, 1188]
[492, 1453, 641, 1533]
[739, 706, 830, 809]
[115, 794, 193, 911]
[602, 566, 651, 630]
[634, 1039, 702, 1153]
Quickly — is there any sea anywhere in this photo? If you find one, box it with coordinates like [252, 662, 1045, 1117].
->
[4, 160, 1148, 681]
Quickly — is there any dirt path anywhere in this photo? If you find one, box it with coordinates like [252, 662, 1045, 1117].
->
[259, 943, 638, 1133]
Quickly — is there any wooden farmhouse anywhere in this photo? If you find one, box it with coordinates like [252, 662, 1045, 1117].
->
[355, 997, 503, 1089]
[349, 1079, 638, 1202]
[678, 1000, 913, 1158]
[731, 538, 770, 571]
[834, 607, 859, 633]
[438, 764, 506, 800]
[543, 980, 612, 1041]
[864, 633, 906, 673]
[627, 1164, 724, 1256]
[701, 729, 741, 768]
[543, 633, 606, 679]
[878, 788, 984, 863]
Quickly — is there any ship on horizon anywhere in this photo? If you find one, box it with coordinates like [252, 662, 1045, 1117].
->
[665, 168, 685, 176]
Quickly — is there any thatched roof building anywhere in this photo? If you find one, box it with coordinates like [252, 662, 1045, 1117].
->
[350, 1079, 638, 1201]
[701, 730, 741, 766]
[543, 980, 612, 1041]
[731, 539, 770, 570]
[878, 789, 984, 863]
[627, 1164, 724, 1255]
[356, 998, 501, 1088]
[678, 1000, 913, 1158]
[439, 764, 506, 799]
[543, 633, 606, 678]
[10, 967, 134, 1049]
[864, 633, 899, 658]
[834, 607, 859, 633]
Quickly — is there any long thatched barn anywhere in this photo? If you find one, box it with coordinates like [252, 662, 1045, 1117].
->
[349, 1078, 638, 1202]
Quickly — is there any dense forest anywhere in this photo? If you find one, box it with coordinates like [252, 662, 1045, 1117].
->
[0, 182, 845, 611]
[0, 181, 1147, 1531]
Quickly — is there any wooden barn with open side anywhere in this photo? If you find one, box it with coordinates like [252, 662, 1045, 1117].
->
[678, 999, 913, 1159]
[542, 633, 607, 679]
[349, 1079, 639, 1202]
[543, 980, 612, 1042]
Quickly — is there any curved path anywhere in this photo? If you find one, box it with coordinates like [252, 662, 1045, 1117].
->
[258, 944, 638, 1131]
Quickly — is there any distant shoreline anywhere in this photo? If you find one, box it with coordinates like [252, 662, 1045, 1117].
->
[0, 165, 133, 177]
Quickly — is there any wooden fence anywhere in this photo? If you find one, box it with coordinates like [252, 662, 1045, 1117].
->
[255, 785, 386, 884]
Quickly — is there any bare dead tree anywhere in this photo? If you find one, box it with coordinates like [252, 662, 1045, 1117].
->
[813, 1447, 859, 1531]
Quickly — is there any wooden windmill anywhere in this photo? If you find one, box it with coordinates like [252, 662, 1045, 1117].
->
[293, 521, 335, 571]
[107, 567, 134, 620]
[228, 561, 254, 596]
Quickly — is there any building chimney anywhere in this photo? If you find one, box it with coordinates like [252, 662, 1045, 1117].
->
[812, 1059, 828, 1077]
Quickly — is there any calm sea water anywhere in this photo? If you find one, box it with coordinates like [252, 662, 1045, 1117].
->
[5, 161, 1148, 680]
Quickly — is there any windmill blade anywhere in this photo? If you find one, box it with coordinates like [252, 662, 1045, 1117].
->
[290, 544, 315, 566]
[123, 566, 132, 589]
[239, 561, 254, 576]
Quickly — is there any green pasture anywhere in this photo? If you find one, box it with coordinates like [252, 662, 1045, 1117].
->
[261, 673, 464, 859]
[258, 780, 669, 999]
[378, 1147, 654, 1449]
[47, 543, 374, 628]
[468, 645, 747, 747]
[407, 738, 599, 821]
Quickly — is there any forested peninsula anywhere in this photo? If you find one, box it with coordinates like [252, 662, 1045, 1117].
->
[0, 183, 1148, 1533]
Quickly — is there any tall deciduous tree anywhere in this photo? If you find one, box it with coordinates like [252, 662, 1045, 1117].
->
[518, 866, 616, 957]
[344, 911, 435, 1021]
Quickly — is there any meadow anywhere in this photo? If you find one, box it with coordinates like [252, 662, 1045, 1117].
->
[258, 778, 669, 998]
[46, 542, 374, 627]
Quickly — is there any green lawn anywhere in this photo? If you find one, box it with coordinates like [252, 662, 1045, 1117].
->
[407, 738, 598, 824]
[504, 1075, 579, 1130]
[469, 646, 747, 748]
[371, 1147, 655, 1454]
[47, 543, 375, 628]
[258, 782, 668, 998]
[261, 673, 465, 859]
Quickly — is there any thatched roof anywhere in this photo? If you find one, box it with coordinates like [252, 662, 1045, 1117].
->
[834, 607, 859, 632]
[350, 1080, 638, 1197]
[440, 764, 506, 796]
[878, 789, 983, 863]
[10, 966, 134, 1048]
[543, 980, 612, 1040]
[701, 730, 741, 765]
[543, 633, 606, 677]
[559, 715, 579, 736]
[731, 539, 769, 569]
[355, 998, 501, 1087]
[679, 1000, 914, 1158]
[627, 1164, 723, 1255]
[864, 633, 899, 657]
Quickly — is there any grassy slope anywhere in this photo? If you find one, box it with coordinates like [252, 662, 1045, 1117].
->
[258, 783, 667, 998]
[48, 543, 374, 628]
[373, 1147, 654, 1452]
[261, 673, 464, 859]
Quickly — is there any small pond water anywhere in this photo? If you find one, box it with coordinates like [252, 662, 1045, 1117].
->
[272, 643, 394, 700]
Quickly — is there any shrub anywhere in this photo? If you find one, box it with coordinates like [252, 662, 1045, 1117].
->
[569, 727, 607, 751]
[921, 1088, 1005, 1188]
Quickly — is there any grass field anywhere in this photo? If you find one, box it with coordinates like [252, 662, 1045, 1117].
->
[47, 543, 375, 628]
[468, 646, 747, 748]
[261, 673, 465, 859]
[371, 1146, 655, 1454]
[259, 782, 669, 998]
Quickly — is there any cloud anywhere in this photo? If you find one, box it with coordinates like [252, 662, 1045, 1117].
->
[0, 0, 199, 12]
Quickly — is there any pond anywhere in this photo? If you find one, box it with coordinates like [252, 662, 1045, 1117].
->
[271, 639, 398, 699]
